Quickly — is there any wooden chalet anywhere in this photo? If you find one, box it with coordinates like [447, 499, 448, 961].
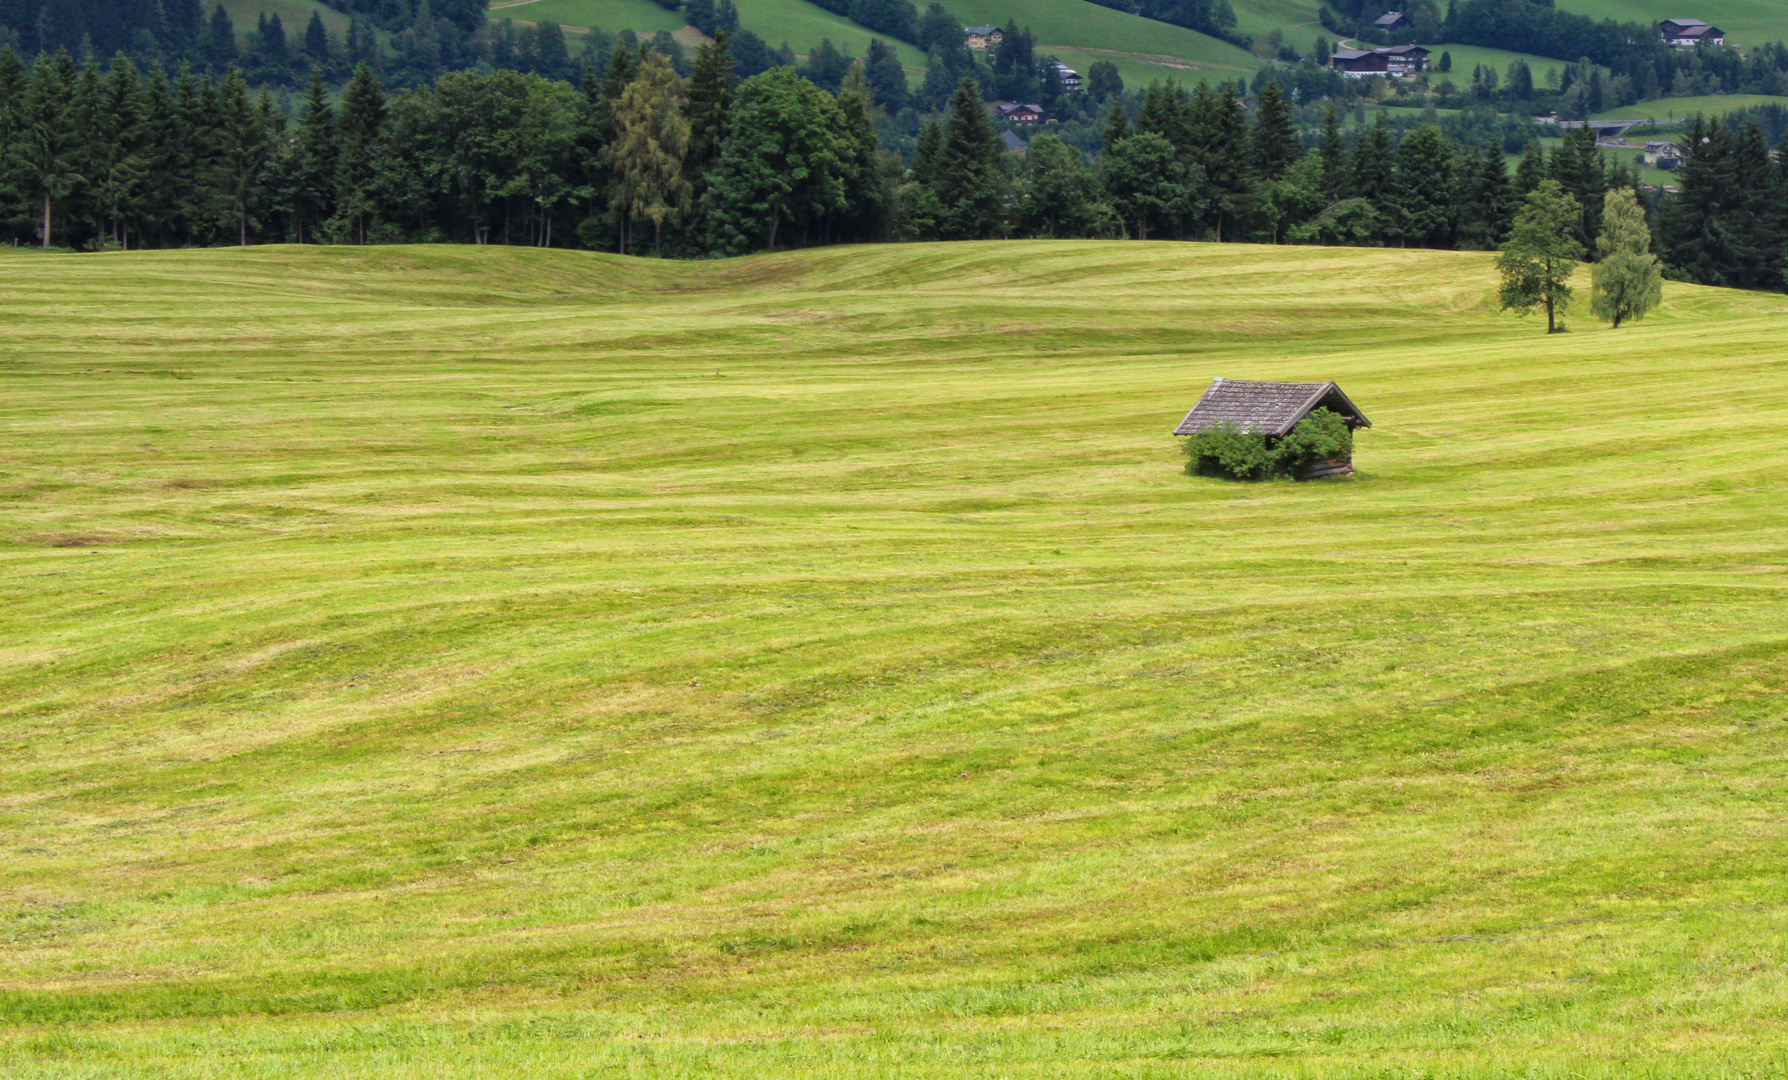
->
[1330, 48, 1391, 76]
[991, 102, 1045, 124]
[1660, 18, 1723, 45]
[1173, 378, 1372, 477]
[1373, 11, 1411, 30]
[1378, 43, 1429, 73]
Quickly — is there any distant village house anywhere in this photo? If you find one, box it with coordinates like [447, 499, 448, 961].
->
[1049, 61, 1082, 93]
[1373, 11, 1411, 31]
[991, 102, 1046, 124]
[964, 25, 1004, 50]
[1330, 45, 1429, 77]
[1659, 18, 1723, 46]
[1000, 131, 1028, 156]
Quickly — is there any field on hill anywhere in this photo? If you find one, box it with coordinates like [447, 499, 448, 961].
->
[1593, 92, 1788, 120]
[1556, 0, 1788, 48]
[219, 0, 352, 41]
[4, 241, 1788, 1078]
[496, 0, 1258, 84]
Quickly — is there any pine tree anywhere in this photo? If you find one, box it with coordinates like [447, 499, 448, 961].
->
[1101, 130, 1189, 241]
[334, 63, 385, 245]
[204, 6, 237, 72]
[1390, 124, 1457, 248]
[1549, 126, 1605, 249]
[15, 51, 82, 246]
[911, 115, 941, 186]
[214, 66, 267, 245]
[1317, 106, 1348, 200]
[1498, 179, 1584, 333]
[682, 30, 735, 204]
[1351, 113, 1394, 239]
[1192, 80, 1249, 240]
[91, 53, 147, 249]
[293, 68, 337, 244]
[1013, 133, 1098, 239]
[601, 50, 690, 253]
[863, 38, 907, 113]
[1249, 78, 1299, 181]
[304, 13, 331, 66]
[1660, 117, 1741, 288]
[1512, 142, 1545, 196]
[1102, 98, 1128, 147]
[1591, 186, 1662, 327]
[929, 77, 1007, 241]
[833, 61, 888, 243]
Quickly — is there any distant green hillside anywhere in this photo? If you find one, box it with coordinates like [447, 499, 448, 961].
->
[1592, 92, 1788, 120]
[495, 0, 1258, 84]
[219, 0, 352, 40]
[1555, 0, 1788, 47]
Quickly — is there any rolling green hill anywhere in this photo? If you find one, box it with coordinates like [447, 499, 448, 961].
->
[1556, 0, 1788, 47]
[499, 0, 929, 68]
[1592, 91, 1788, 119]
[218, 0, 352, 41]
[4, 241, 1788, 1077]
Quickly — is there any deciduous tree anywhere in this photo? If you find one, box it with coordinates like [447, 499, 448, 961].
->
[1498, 178, 1583, 333]
[1591, 186, 1662, 327]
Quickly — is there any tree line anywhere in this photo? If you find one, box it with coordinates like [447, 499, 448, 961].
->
[1, 40, 1783, 296]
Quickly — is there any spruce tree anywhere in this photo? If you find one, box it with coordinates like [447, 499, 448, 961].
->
[15, 51, 82, 246]
[304, 13, 330, 67]
[204, 6, 237, 72]
[1591, 187, 1662, 327]
[1249, 78, 1299, 181]
[1317, 106, 1348, 200]
[1351, 113, 1394, 239]
[214, 66, 267, 245]
[91, 53, 146, 249]
[929, 77, 1007, 241]
[294, 68, 337, 244]
[1102, 99, 1128, 147]
[1512, 142, 1545, 196]
[911, 115, 941, 186]
[334, 63, 385, 245]
[1660, 117, 1741, 288]
[1390, 124, 1457, 248]
[863, 38, 907, 113]
[682, 30, 735, 204]
[834, 61, 888, 243]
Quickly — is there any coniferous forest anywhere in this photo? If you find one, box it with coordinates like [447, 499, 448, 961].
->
[1, 11, 1785, 293]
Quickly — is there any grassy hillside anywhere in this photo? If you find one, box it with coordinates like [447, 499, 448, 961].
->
[4, 241, 1788, 1078]
[497, 0, 931, 68]
[1556, 0, 1788, 47]
[927, 0, 1259, 82]
[219, 0, 353, 41]
[1593, 91, 1788, 120]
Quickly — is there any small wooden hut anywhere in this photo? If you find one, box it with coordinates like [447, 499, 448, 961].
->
[1173, 378, 1371, 477]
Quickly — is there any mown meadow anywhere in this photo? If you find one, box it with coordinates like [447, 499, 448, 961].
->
[2, 241, 1787, 1077]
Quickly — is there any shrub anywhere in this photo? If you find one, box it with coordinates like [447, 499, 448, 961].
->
[1183, 408, 1354, 480]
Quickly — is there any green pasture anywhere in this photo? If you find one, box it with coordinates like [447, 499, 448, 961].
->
[1428, 43, 1588, 83]
[1593, 92, 1788, 121]
[1557, 0, 1788, 47]
[496, 0, 928, 68]
[3, 241, 1788, 1078]
[943, 0, 1258, 83]
[219, 0, 353, 42]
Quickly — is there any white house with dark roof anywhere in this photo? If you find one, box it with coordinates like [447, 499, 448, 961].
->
[1660, 18, 1724, 45]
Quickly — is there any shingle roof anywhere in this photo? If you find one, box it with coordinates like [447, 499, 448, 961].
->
[1173, 379, 1371, 437]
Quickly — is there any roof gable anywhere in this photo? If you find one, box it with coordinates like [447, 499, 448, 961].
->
[1173, 379, 1372, 437]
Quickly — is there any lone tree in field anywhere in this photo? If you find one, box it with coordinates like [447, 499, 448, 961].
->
[1591, 187, 1664, 328]
[1498, 179, 1583, 333]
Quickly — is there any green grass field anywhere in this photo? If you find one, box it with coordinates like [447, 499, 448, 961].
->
[1593, 92, 1788, 120]
[496, 0, 932, 68]
[220, 0, 353, 43]
[1558, 0, 1788, 48]
[4, 241, 1788, 1078]
[495, 0, 1258, 84]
